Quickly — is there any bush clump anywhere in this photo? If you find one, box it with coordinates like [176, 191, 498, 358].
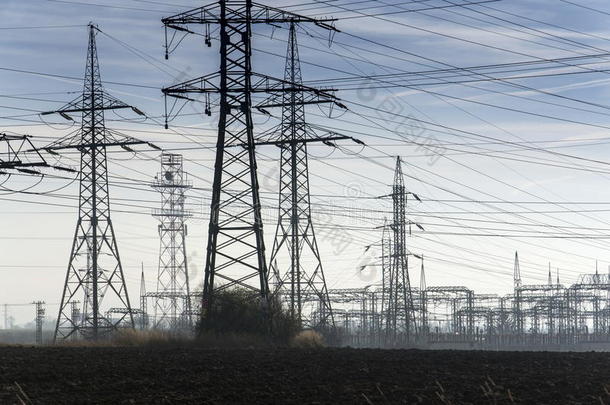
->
[291, 330, 325, 348]
[196, 288, 301, 346]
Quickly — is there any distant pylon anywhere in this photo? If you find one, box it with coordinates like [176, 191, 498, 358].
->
[33, 301, 45, 345]
[47, 24, 150, 341]
[139, 264, 148, 330]
[419, 255, 427, 337]
[556, 268, 560, 285]
[267, 22, 335, 329]
[548, 263, 552, 286]
[385, 157, 419, 344]
[419, 255, 426, 292]
[380, 220, 392, 324]
[151, 153, 192, 329]
[513, 251, 521, 290]
[69, 301, 80, 341]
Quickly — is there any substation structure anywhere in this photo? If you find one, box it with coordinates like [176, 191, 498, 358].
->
[322, 271, 610, 349]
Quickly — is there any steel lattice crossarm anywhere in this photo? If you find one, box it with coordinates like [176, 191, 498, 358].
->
[250, 124, 354, 147]
[1, 134, 50, 173]
[576, 273, 610, 285]
[163, 72, 345, 125]
[1, 133, 76, 176]
[42, 108, 154, 152]
[163, 72, 339, 97]
[516, 284, 565, 292]
[161, 2, 338, 35]
[41, 91, 144, 117]
[426, 286, 473, 293]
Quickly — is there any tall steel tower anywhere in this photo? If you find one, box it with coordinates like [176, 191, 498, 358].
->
[385, 157, 419, 344]
[513, 251, 521, 290]
[161, 1, 338, 317]
[33, 301, 45, 345]
[46, 24, 148, 341]
[267, 22, 336, 329]
[380, 220, 392, 329]
[151, 153, 192, 329]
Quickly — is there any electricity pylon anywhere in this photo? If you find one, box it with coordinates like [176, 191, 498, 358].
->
[162, 1, 338, 317]
[380, 220, 392, 332]
[265, 22, 339, 329]
[513, 251, 521, 290]
[151, 153, 192, 330]
[33, 301, 45, 345]
[384, 157, 421, 345]
[46, 24, 151, 341]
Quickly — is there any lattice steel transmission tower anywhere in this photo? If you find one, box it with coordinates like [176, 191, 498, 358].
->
[162, 1, 338, 316]
[513, 251, 521, 290]
[33, 301, 46, 345]
[266, 22, 340, 329]
[380, 220, 392, 329]
[46, 24, 150, 341]
[150, 153, 192, 329]
[419, 255, 427, 337]
[139, 266, 148, 330]
[384, 157, 420, 344]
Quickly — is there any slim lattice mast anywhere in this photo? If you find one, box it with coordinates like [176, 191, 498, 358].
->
[151, 153, 192, 329]
[268, 22, 334, 329]
[419, 255, 427, 337]
[513, 251, 521, 290]
[162, 1, 338, 317]
[380, 220, 393, 333]
[33, 301, 46, 345]
[48, 24, 149, 341]
[139, 265, 148, 330]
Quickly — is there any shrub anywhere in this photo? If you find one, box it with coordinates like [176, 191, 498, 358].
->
[196, 288, 300, 346]
[291, 330, 325, 348]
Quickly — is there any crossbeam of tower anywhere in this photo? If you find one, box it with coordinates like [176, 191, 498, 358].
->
[45, 24, 153, 341]
[161, 1, 339, 317]
[0, 134, 73, 175]
[0, 134, 47, 173]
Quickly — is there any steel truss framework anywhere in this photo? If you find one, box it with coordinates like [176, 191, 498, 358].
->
[267, 22, 337, 330]
[382, 157, 418, 344]
[162, 0, 338, 317]
[0, 134, 48, 173]
[323, 268, 610, 349]
[50, 24, 147, 341]
[150, 153, 193, 330]
[33, 301, 45, 345]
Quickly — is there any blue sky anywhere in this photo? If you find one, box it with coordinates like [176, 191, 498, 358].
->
[3, 0, 610, 324]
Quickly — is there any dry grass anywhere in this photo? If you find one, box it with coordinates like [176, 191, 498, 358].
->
[112, 329, 192, 347]
[291, 330, 325, 348]
[51, 329, 193, 347]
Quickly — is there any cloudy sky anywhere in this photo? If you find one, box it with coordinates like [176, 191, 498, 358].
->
[2, 0, 610, 324]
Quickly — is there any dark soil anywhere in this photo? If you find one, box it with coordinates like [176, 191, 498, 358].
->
[0, 346, 608, 404]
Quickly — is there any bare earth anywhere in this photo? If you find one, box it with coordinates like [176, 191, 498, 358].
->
[0, 346, 609, 404]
